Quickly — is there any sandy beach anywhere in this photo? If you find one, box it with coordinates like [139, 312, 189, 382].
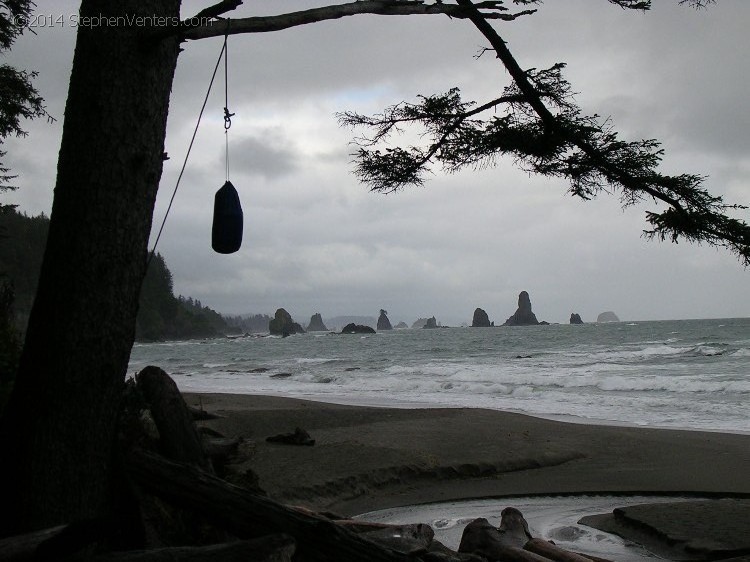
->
[184, 392, 750, 560]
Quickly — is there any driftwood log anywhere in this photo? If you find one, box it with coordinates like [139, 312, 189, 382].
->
[0, 530, 294, 562]
[458, 518, 550, 561]
[125, 449, 420, 562]
[90, 535, 295, 561]
[135, 366, 211, 471]
[0, 524, 68, 561]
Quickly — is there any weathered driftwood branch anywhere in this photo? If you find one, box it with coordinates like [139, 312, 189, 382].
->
[458, 518, 550, 561]
[89, 535, 295, 561]
[125, 449, 420, 562]
[135, 366, 211, 471]
[458, 514, 614, 562]
[0, 524, 68, 561]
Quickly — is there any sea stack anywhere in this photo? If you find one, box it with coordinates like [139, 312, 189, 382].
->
[597, 311, 620, 323]
[307, 313, 328, 332]
[341, 323, 376, 334]
[503, 291, 540, 326]
[269, 308, 305, 337]
[423, 316, 438, 329]
[376, 309, 393, 331]
[472, 308, 492, 327]
[411, 318, 430, 329]
[569, 313, 584, 325]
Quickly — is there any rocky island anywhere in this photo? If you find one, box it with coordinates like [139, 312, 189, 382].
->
[503, 291, 541, 326]
[471, 308, 492, 327]
[597, 311, 620, 323]
[376, 309, 392, 331]
[306, 313, 328, 332]
[340, 323, 376, 334]
[268, 308, 305, 337]
[570, 313, 584, 324]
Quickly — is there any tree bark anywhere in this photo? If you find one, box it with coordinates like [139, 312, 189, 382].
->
[0, 0, 181, 534]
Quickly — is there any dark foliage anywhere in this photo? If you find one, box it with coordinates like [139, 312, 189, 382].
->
[0, 205, 47, 332]
[0, 279, 19, 410]
[0, 0, 51, 193]
[0, 208, 228, 341]
[136, 254, 229, 341]
[224, 313, 273, 334]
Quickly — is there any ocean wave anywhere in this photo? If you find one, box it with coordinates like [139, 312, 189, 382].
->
[295, 357, 343, 365]
[596, 375, 750, 394]
[691, 345, 725, 356]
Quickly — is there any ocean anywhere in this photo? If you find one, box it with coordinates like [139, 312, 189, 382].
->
[129, 317, 750, 434]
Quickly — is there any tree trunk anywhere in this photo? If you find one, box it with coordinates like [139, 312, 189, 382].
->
[0, 0, 181, 534]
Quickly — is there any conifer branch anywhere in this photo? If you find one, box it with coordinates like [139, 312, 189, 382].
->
[340, 0, 750, 264]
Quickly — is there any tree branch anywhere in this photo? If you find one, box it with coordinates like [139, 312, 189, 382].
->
[455, 0, 688, 209]
[178, 1, 536, 41]
[188, 0, 244, 22]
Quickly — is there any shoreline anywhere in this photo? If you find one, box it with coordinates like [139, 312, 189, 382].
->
[184, 392, 750, 560]
[181, 387, 750, 436]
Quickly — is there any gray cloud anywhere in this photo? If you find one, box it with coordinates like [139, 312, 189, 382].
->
[3, 0, 749, 324]
[228, 130, 300, 179]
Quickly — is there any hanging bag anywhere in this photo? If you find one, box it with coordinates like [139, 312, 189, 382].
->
[212, 180, 243, 254]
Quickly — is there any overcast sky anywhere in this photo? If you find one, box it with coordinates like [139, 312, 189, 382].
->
[4, 0, 750, 326]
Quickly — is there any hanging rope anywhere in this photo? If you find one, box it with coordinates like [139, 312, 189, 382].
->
[147, 35, 228, 269]
[223, 19, 234, 182]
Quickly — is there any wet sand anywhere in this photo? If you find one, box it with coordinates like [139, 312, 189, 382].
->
[184, 392, 750, 559]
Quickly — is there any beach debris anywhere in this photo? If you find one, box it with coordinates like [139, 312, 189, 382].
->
[187, 404, 220, 420]
[201, 435, 240, 462]
[459, 517, 544, 561]
[266, 427, 315, 446]
[499, 507, 534, 546]
[126, 449, 422, 561]
[135, 366, 213, 472]
[360, 523, 435, 554]
[458, 509, 608, 562]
